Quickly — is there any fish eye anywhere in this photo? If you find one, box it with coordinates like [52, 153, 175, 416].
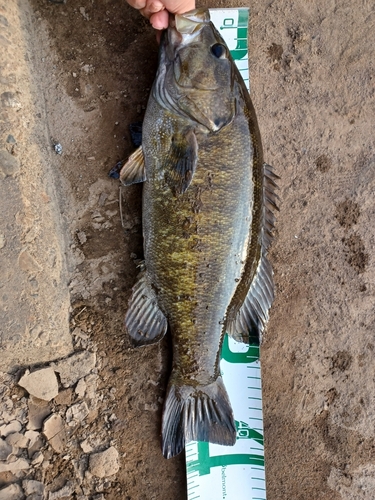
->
[211, 43, 227, 59]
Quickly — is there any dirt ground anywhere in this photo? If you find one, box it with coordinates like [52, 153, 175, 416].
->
[1, 0, 375, 498]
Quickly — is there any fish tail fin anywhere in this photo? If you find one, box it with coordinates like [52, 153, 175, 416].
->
[161, 375, 236, 459]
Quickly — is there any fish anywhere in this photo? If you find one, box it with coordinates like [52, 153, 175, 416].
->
[120, 8, 278, 459]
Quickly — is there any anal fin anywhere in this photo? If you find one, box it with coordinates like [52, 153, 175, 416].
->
[125, 268, 167, 346]
[227, 253, 274, 344]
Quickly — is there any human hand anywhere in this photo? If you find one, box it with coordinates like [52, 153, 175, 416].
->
[126, 0, 196, 30]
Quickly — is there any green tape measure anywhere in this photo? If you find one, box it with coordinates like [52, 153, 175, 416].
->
[185, 9, 266, 500]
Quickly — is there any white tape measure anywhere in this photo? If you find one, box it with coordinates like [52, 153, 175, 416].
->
[185, 9, 266, 500]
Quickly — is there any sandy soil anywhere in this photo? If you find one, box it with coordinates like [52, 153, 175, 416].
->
[1, 0, 375, 499]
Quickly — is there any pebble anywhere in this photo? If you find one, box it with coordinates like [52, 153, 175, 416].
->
[0, 483, 24, 500]
[18, 368, 58, 401]
[6, 134, 16, 144]
[22, 479, 44, 496]
[0, 419, 22, 437]
[0, 91, 21, 108]
[53, 143, 63, 155]
[53, 388, 73, 406]
[75, 379, 86, 398]
[0, 457, 30, 473]
[42, 414, 66, 453]
[27, 399, 51, 430]
[77, 231, 87, 245]
[49, 481, 74, 500]
[26, 494, 44, 500]
[6, 432, 29, 449]
[0, 437, 13, 460]
[52, 351, 96, 387]
[28, 436, 44, 459]
[0, 149, 20, 178]
[31, 451, 43, 466]
[66, 402, 89, 424]
[24, 430, 40, 448]
[0, 233, 5, 249]
[79, 439, 93, 453]
[89, 446, 119, 478]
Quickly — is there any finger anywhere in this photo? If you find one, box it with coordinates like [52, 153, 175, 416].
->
[140, 0, 165, 19]
[150, 10, 169, 30]
[126, 0, 147, 10]
[147, 0, 165, 13]
[162, 0, 195, 14]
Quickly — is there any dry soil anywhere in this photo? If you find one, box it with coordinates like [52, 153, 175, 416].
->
[1, 0, 375, 499]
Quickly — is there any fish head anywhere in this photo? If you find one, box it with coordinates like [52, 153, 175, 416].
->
[156, 9, 237, 133]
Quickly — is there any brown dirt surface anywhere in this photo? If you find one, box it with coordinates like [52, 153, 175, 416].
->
[1, 0, 374, 499]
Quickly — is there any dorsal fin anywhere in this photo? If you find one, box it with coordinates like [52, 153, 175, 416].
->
[262, 163, 279, 250]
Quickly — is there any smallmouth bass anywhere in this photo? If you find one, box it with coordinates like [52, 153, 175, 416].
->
[120, 9, 278, 459]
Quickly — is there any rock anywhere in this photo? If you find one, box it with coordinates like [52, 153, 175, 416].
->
[79, 439, 93, 453]
[6, 134, 16, 144]
[0, 420, 22, 437]
[72, 328, 89, 341]
[31, 451, 43, 466]
[84, 373, 98, 400]
[27, 399, 51, 430]
[49, 481, 74, 500]
[0, 233, 5, 249]
[24, 430, 40, 448]
[28, 436, 44, 459]
[0, 149, 20, 178]
[0, 483, 24, 500]
[75, 379, 86, 398]
[0, 91, 21, 108]
[53, 388, 73, 406]
[53, 143, 63, 155]
[6, 432, 30, 448]
[0, 437, 13, 460]
[18, 368, 58, 401]
[42, 414, 66, 453]
[26, 495, 43, 500]
[89, 446, 120, 478]
[52, 351, 96, 387]
[77, 231, 87, 245]
[66, 402, 89, 424]
[0, 457, 30, 473]
[22, 479, 44, 496]
[0, 92, 22, 109]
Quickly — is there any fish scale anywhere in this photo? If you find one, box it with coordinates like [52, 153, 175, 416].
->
[143, 116, 253, 382]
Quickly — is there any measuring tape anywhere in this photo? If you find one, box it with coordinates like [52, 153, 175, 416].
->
[185, 9, 267, 500]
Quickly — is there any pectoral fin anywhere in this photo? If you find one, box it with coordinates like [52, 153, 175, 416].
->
[120, 146, 147, 186]
[165, 129, 198, 195]
[125, 267, 167, 346]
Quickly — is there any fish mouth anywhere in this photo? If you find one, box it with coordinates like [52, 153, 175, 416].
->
[174, 9, 210, 35]
[166, 9, 210, 49]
